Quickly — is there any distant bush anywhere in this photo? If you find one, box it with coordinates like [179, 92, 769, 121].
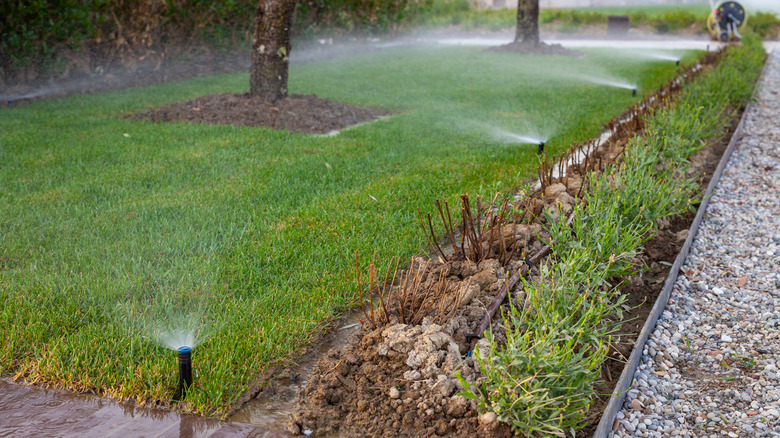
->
[638, 9, 704, 33]
[746, 11, 780, 38]
[540, 9, 604, 26]
[297, 0, 434, 36]
[0, 0, 434, 81]
[0, 0, 104, 73]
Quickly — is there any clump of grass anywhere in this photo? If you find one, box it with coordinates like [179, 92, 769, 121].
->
[460, 34, 765, 436]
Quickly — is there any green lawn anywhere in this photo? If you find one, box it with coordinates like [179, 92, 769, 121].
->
[0, 45, 697, 415]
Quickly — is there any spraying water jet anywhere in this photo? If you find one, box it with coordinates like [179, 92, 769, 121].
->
[491, 128, 548, 151]
[572, 74, 639, 97]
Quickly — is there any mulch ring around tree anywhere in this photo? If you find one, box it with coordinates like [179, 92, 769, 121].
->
[129, 93, 390, 134]
[486, 41, 584, 57]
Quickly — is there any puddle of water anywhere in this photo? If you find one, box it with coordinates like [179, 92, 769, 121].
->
[230, 312, 363, 436]
[0, 379, 279, 438]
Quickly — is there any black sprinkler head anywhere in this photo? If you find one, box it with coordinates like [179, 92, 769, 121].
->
[632, 88, 637, 97]
[676, 60, 680, 66]
[175, 346, 193, 400]
[537, 142, 545, 154]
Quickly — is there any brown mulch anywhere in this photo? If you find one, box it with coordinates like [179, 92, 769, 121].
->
[486, 41, 584, 57]
[129, 92, 390, 134]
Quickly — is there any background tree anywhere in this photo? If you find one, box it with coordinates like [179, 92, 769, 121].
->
[515, 0, 540, 45]
[250, 0, 297, 102]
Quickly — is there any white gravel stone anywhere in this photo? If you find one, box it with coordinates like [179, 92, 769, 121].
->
[614, 50, 780, 437]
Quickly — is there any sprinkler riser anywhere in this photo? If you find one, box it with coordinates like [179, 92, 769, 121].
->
[537, 142, 545, 154]
[632, 88, 637, 97]
[177, 347, 193, 400]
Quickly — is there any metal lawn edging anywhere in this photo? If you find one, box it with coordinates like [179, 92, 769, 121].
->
[592, 76, 761, 437]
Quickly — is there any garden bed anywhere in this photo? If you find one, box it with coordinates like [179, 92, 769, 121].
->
[273, 38, 766, 437]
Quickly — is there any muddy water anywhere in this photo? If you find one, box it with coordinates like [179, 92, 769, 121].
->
[230, 313, 363, 436]
[0, 379, 280, 438]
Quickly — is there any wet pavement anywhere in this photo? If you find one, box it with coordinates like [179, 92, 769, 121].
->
[0, 379, 287, 438]
[229, 313, 362, 436]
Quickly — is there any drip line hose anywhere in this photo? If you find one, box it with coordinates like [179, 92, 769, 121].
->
[466, 213, 575, 356]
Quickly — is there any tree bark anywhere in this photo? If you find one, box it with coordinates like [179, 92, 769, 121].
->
[250, 0, 296, 102]
[514, 0, 540, 45]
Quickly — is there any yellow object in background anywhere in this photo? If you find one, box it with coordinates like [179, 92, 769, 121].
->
[708, 1, 748, 41]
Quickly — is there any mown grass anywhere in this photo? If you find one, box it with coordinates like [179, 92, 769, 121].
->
[0, 45, 696, 415]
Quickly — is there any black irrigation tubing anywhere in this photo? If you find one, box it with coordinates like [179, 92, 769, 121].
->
[592, 83, 758, 437]
[466, 214, 575, 356]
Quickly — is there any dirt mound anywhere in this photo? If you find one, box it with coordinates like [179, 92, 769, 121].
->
[486, 41, 584, 57]
[288, 317, 515, 437]
[287, 182, 582, 437]
[129, 93, 389, 134]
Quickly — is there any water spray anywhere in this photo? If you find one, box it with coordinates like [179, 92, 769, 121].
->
[175, 346, 193, 400]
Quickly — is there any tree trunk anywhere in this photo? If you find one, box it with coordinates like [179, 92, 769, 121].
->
[250, 0, 296, 102]
[514, 0, 540, 45]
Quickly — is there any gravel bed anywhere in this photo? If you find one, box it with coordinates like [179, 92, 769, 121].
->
[610, 51, 780, 437]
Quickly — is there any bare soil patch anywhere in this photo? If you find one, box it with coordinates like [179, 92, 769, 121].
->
[130, 92, 390, 134]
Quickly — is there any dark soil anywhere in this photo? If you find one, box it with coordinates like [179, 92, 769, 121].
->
[486, 41, 584, 57]
[130, 92, 390, 134]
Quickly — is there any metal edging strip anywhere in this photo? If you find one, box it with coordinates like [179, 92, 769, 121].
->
[592, 57, 765, 437]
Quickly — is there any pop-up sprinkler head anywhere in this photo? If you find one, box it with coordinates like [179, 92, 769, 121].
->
[632, 88, 637, 97]
[537, 141, 545, 154]
[676, 60, 680, 66]
[175, 346, 193, 400]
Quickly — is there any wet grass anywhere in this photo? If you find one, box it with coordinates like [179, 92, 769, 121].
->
[0, 45, 698, 415]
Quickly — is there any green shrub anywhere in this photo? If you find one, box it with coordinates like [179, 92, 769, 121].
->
[0, 0, 105, 72]
[0, 0, 435, 79]
[746, 11, 780, 39]
[642, 10, 702, 33]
